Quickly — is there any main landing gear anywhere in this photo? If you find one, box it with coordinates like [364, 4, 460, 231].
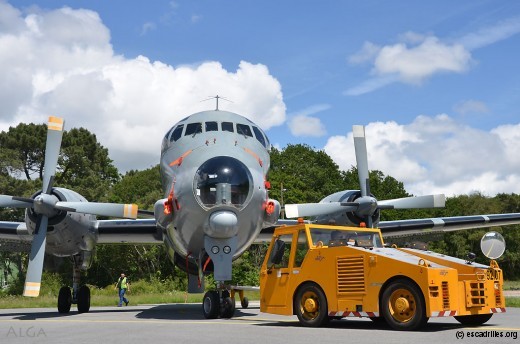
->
[57, 255, 91, 314]
[202, 285, 251, 319]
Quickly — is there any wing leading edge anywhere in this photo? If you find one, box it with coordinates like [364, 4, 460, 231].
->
[379, 213, 520, 239]
[95, 219, 162, 244]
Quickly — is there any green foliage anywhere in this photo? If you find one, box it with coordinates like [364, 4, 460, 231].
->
[0, 122, 46, 180]
[268, 144, 347, 205]
[57, 128, 120, 201]
[108, 165, 163, 209]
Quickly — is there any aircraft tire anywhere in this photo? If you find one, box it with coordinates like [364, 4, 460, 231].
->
[58, 286, 72, 314]
[241, 296, 249, 309]
[221, 296, 236, 318]
[202, 291, 220, 319]
[77, 285, 91, 313]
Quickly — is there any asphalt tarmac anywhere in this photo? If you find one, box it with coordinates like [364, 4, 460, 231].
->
[0, 302, 519, 344]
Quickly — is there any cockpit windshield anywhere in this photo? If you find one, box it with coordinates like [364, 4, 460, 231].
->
[309, 227, 383, 248]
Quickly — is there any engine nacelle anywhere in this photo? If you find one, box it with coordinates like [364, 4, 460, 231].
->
[313, 190, 381, 227]
[25, 187, 97, 257]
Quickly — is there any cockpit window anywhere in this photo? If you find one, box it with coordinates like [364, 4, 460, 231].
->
[165, 126, 175, 140]
[185, 123, 202, 136]
[252, 126, 267, 147]
[170, 124, 184, 142]
[206, 121, 218, 132]
[222, 122, 234, 132]
[237, 124, 253, 137]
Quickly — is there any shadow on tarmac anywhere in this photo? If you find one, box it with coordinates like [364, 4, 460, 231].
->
[135, 303, 259, 321]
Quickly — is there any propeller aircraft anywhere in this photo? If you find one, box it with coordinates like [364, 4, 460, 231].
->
[2, 114, 520, 319]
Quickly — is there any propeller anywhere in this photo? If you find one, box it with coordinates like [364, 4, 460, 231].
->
[284, 125, 445, 227]
[23, 116, 64, 297]
[0, 116, 139, 297]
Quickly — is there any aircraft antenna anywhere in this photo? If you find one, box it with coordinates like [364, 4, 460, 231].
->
[201, 95, 233, 111]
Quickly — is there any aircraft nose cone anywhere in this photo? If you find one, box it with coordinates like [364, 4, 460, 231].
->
[208, 211, 238, 238]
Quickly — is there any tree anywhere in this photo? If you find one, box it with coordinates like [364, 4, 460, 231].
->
[108, 165, 163, 210]
[0, 123, 46, 180]
[268, 144, 347, 205]
[0, 122, 120, 202]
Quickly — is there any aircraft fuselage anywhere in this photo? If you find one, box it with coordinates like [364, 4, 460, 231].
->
[157, 110, 275, 282]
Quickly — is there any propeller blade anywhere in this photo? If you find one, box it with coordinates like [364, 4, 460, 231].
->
[285, 202, 358, 218]
[23, 215, 48, 297]
[42, 116, 65, 194]
[353, 125, 370, 197]
[55, 202, 139, 219]
[378, 194, 446, 209]
[0, 195, 33, 208]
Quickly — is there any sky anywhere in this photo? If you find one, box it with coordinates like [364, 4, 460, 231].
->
[1, 0, 520, 197]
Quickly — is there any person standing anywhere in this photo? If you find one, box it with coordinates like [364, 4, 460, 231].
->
[115, 273, 130, 307]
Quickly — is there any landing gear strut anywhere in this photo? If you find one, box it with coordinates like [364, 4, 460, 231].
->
[57, 254, 91, 314]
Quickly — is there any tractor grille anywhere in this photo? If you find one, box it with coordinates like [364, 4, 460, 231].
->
[337, 256, 365, 293]
[442, 281, 450, 310]
[465, 281, 486, 307]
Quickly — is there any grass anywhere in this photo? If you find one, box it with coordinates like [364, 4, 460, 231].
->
[504, 280, 520, 290]
[0, 286, 260, 309]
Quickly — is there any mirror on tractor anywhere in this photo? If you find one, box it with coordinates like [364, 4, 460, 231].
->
[267, 239, 285, 268]
[481, 231, 506, 260]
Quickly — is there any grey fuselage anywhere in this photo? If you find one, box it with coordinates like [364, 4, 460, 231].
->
[157, 111, 272, 277]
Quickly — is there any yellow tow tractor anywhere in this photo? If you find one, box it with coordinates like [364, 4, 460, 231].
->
[260, 221, 506, 331]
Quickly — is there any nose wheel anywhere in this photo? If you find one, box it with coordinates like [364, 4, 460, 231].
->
[202, 290, 237, 319]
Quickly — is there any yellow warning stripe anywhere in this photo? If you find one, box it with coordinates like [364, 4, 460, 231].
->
[48, 116, 64, 131]
[124, 204, 138, 219]
[23, 282, 41, 297]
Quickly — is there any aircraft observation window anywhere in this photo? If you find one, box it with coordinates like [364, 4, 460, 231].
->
[252, 126, 267, 147]
[237, 124, 253, 137]
[170, 124, 184, 142]
[185, 122, 202, 136]
[206, 121, 218, 132]
[222, 122, 234, 133]
[194, 156, 252, 209]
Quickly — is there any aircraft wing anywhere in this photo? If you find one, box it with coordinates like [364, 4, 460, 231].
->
[0, 219, 163, 251]
[95, 219, 163, 244]
[0, 221, 32, 252]
[379, 213, 520, 239]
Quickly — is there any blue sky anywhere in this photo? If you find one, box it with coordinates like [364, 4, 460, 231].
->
[2, 0, 520, 196]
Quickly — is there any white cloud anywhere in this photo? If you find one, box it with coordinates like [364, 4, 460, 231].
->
[288, 115, 326, 137]
[459, 16, 520, 50]
[0, 2, 286, 172]
[346, 17, 520, 95]
[287, 104, 328, 137]
[140, 22, 157, 36]
[324, 115, 520, 197]
[373, 37, 471, 84]
[453, 99, 489, 115]
[348, 42, 381, 64]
